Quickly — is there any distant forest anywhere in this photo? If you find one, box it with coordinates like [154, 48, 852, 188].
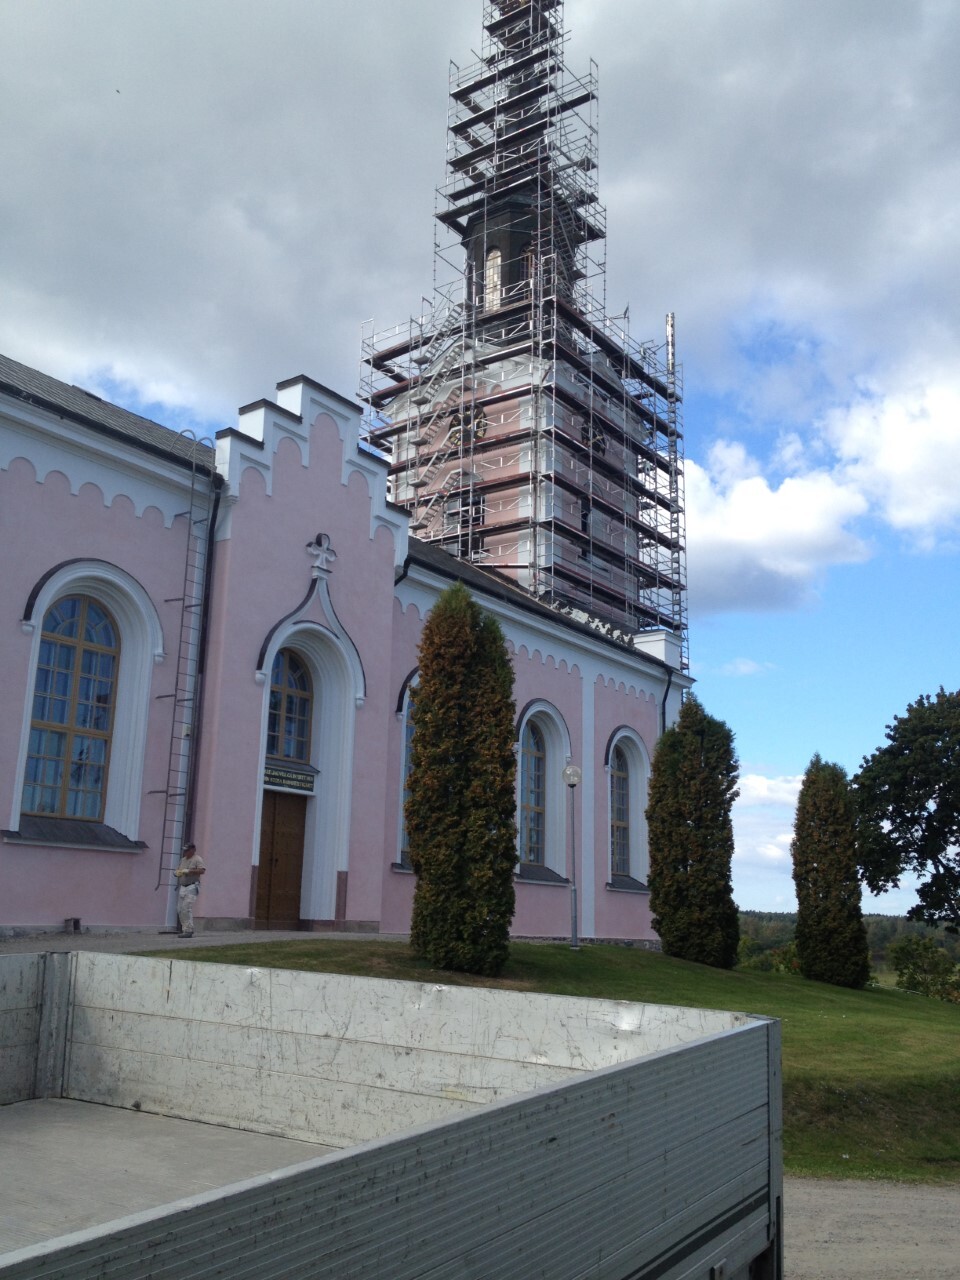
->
[739, 911, 960, 965]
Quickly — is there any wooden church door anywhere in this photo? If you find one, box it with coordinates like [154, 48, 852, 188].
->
[256, 790, 307, 928]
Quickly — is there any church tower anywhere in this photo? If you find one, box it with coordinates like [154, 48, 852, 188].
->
[361, 0, 687, 668]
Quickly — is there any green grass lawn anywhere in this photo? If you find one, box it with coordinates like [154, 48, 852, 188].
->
[141, 938, 960, 1184]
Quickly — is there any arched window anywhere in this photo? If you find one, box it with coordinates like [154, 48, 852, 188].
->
[23, 596, 119, 820]
[606, 730, 651, 886]
[484, 247, 502, 311]
[610, 744, 630, 875]
[399, 686, 416, 868]
[267, 649, 312, 762]
[519, 720, 546, 865]
[516, 703, 571, 879]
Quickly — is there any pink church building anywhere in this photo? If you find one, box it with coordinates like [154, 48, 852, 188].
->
[1, 1, 693, 943]
[0, 353, 688, 942]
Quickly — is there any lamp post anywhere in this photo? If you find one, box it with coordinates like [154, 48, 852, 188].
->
[562, 764, 581, 950]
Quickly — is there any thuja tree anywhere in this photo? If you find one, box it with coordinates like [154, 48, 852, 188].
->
[647, 695, 740, 968]
[406, 582, 517, 976]
[791, 755, 870, 988]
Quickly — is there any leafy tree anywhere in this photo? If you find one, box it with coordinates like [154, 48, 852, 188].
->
[738, 938, 800, 975]
[647, 695, 740, 968]
[855, 689, 960, 933]
[406, 582, 517, 976]
[887, 936, 960, 1002]
[739, 910, 797, 956]
[863, 914, 898, 960]
[791, 755, 870, 989]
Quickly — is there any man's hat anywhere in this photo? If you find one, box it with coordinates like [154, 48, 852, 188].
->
[182, 841, 196, 853]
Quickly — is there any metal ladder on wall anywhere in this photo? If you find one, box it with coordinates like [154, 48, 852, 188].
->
[155, 441, 215, 900]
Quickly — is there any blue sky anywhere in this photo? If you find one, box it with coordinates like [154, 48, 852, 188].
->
[2, 0, 957, 915]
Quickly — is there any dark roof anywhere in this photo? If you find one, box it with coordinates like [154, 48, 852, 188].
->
[405, 538, 674, 673]
[0, 352, 216, 472]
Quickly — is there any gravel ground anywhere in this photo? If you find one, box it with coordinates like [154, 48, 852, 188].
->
[784, 1177, 960, 1280]
[4, 928, 957, 1277]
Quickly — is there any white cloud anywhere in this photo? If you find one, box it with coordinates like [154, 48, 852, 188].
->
[1, 0, 957, 423]
[686, 453, 869, 614]
[718, 658, 776, 678]
[737, 774, 803, 809]
[826, 377, 960, 545]
[731, 778, 798, 910]
[686, 362, 960, 616]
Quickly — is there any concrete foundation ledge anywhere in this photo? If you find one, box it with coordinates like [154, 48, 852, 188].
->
[299, 919, 380, 933]
[0, 924, 161, 941]
[193, 916, 254, 933]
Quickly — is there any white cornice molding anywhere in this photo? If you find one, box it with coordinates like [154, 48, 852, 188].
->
[396, 560, 693, 700]
[1, 402, 203, 527]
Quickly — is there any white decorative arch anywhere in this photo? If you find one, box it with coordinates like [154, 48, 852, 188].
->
[254, 622, 358, 921]
[516, 700, 572, 876]
[605, 726, 651, 884]
[395, 670, 419, 869]
[13, 560, 165, 836]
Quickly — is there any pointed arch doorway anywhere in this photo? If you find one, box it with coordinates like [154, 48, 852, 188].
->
[253, 622, 361, 930]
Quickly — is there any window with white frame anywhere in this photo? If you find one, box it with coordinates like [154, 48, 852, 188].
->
[606, 730, 650, 886]
[519, 719, 546, 864]
[23, 596, 119, 820]
[610, 743, 630, 876]
[516, 704, 570, 879]
[398, 688, 416, 868]
[267, 649, 313, 763]
[15, 562, 163, 843]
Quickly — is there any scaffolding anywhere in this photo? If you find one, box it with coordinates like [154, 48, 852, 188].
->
[360, 0, 687, 668]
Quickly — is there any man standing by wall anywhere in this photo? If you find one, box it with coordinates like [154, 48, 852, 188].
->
[174, 842, 205, 938]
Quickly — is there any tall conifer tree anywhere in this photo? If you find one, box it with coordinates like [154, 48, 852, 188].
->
[791, 755, 869, 988]
[647, 695, 740, 968]
[406, 583, 517, 976]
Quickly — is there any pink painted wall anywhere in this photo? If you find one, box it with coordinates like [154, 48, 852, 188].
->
[0, 457, 189, 927]
[195, 411, 401, 928]
[378, 595, 426, 934]
[591, 673, 660, 942]
[511, 645, 584, 938]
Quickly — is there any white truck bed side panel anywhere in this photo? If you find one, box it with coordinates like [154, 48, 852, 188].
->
[61, 953, 750, 1147]
[1, 1023, 778, 1280]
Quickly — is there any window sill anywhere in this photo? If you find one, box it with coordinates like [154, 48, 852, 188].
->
[605, 875, 649, 894]
[390, 861, 414, 875]
[2, 816, 147, 853]
[516, 863, 569, 886]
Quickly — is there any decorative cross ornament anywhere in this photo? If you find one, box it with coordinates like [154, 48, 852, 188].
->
[306, 532, 337, 577]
